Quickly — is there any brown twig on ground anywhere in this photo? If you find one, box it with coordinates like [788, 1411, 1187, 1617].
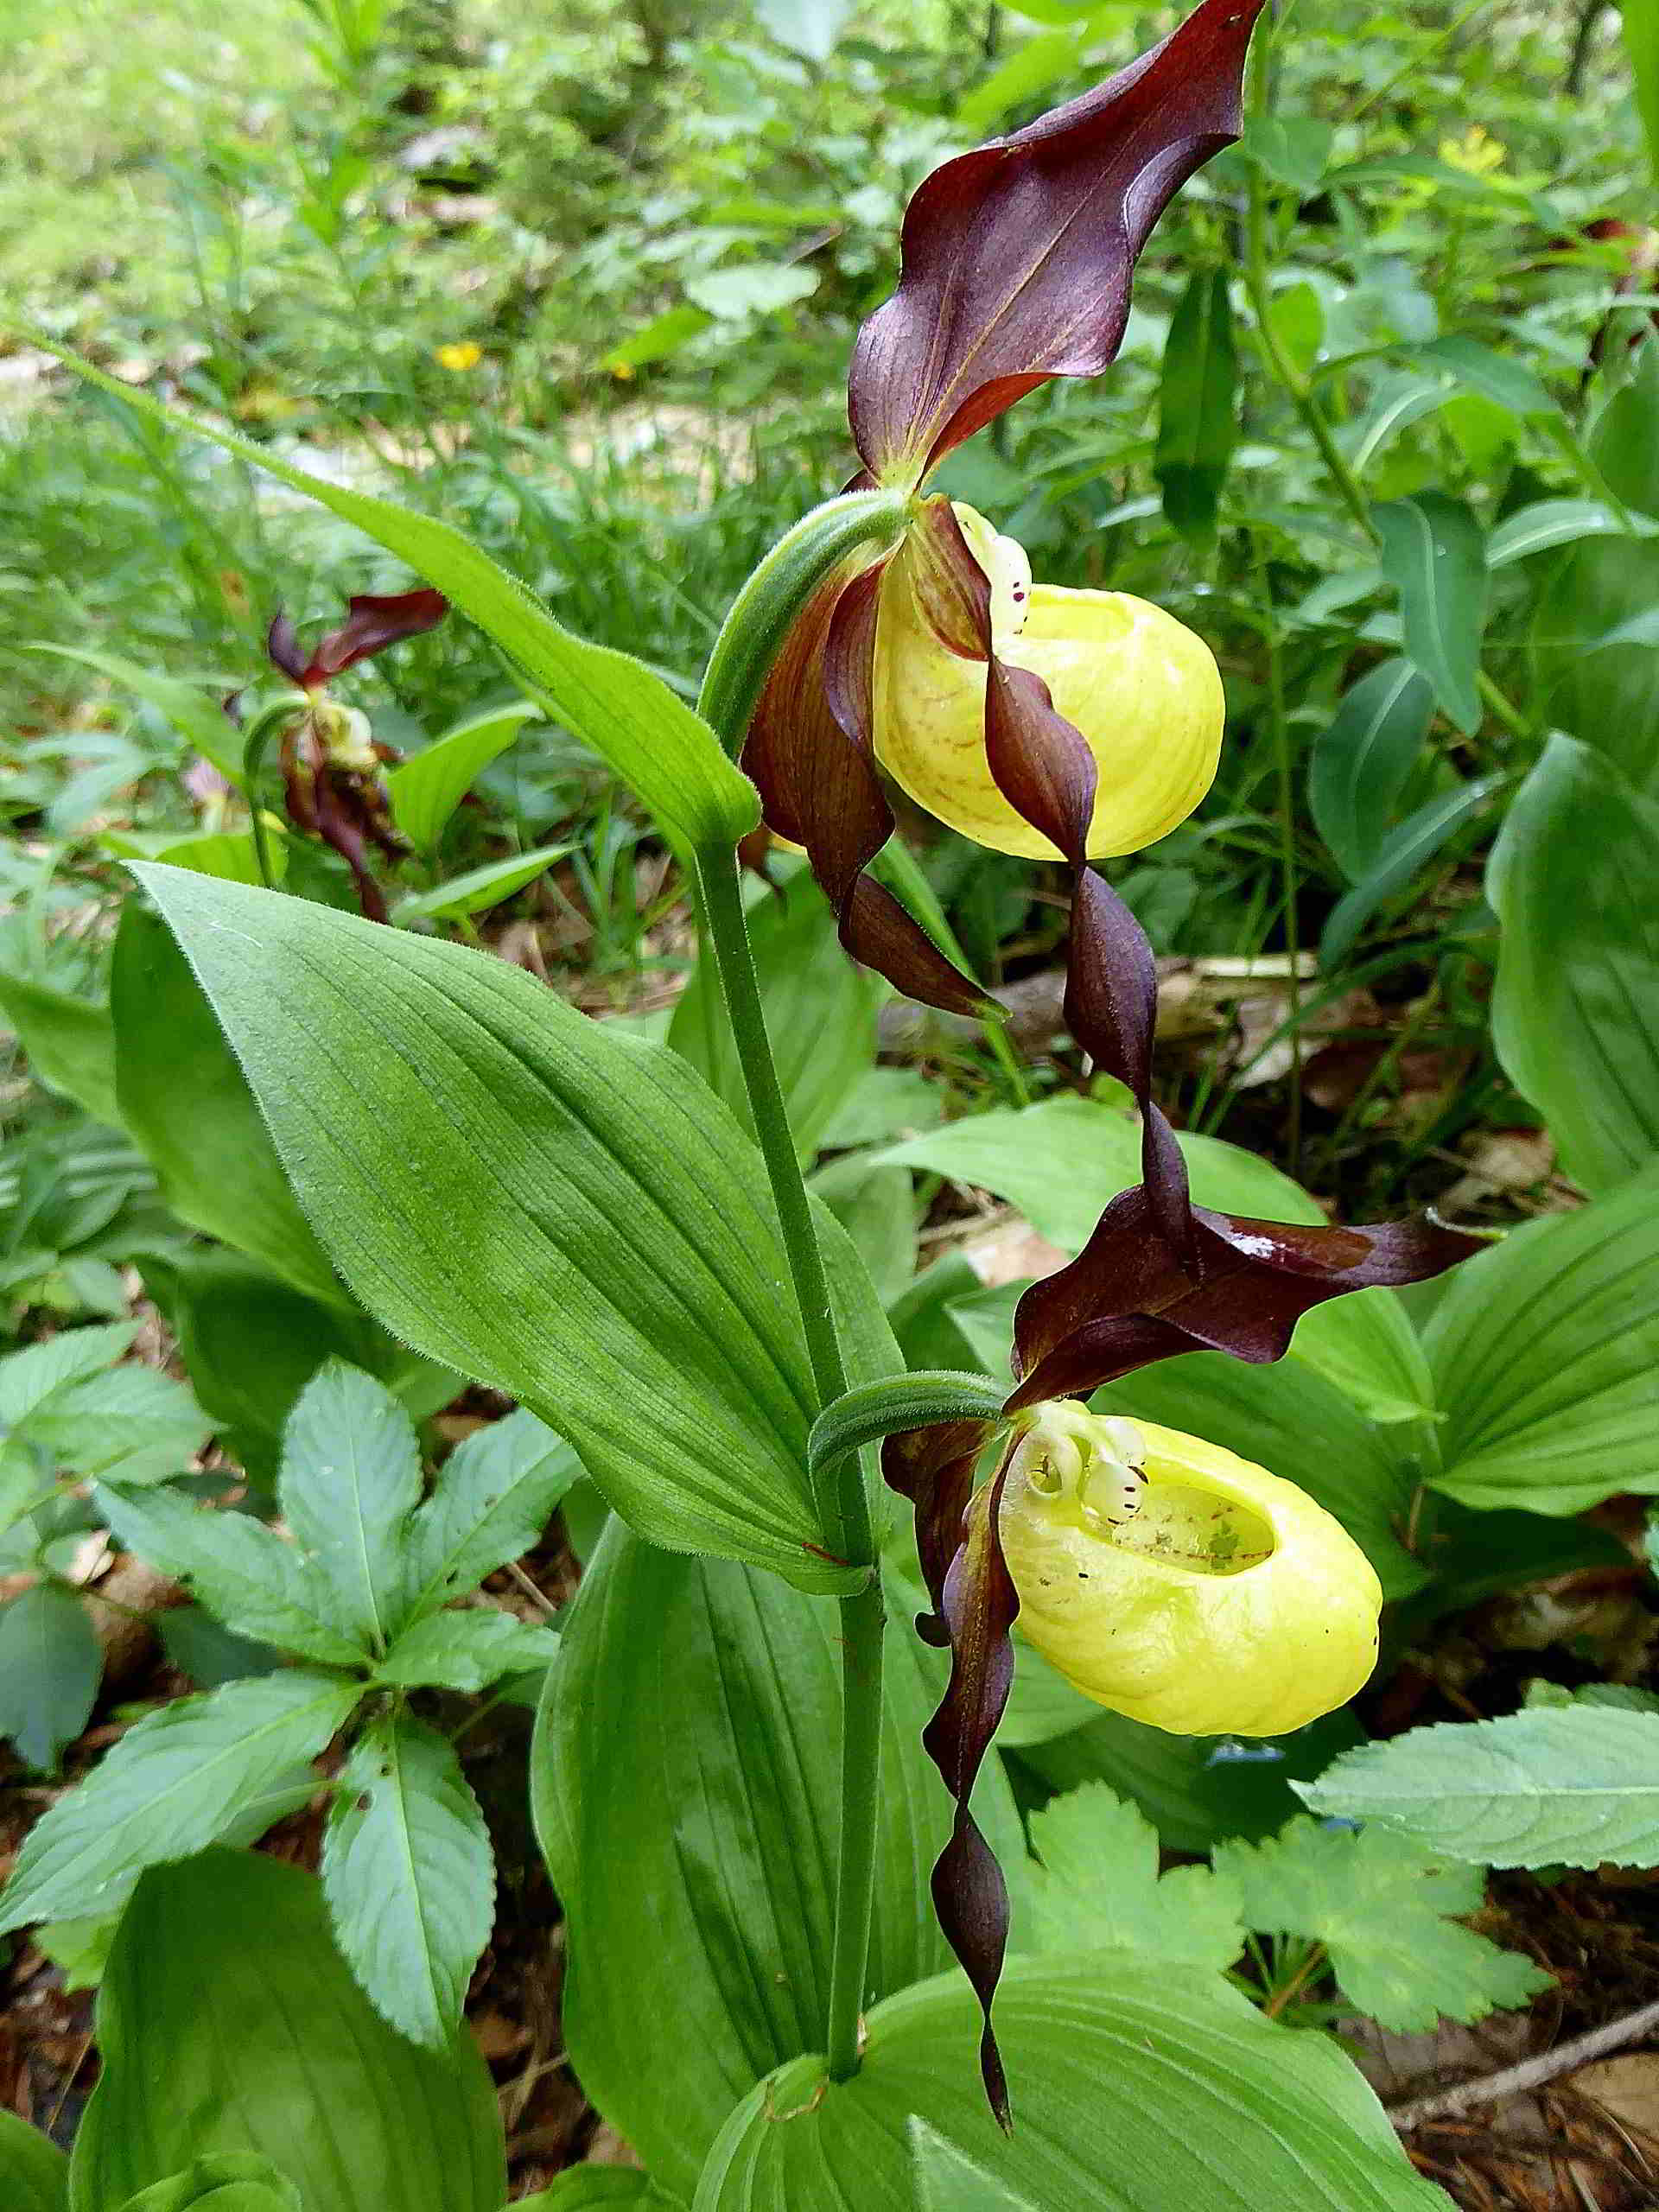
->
[1391, 1998, 1659, 2132]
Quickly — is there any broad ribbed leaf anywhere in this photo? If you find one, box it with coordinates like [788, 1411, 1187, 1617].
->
[1627, 0, 1659, 187]
[114, 2154, 302, 2210]
[111, 904, 343, 1308]
[1308, 658, 1436, 883]
[0, 1583, 102, 1770]
[94, 1481, 366, 1668]
[404, 1408, 582, 1619]
[135, 865, 872, 1596]
[1491, 497, 1659, 565]
[531, 1521, 1027, 2204]
[281, 1363, 422, 1655]
[909, 2121, 1039, 2211]
[1532, 532, 1659, 794]
[0, 1672, 358, 1932]
[1318, 775, 1498, 969]
[1374, 493, 1487, 734]
[391, 843, 569, 925]
[517, 2173, 672, 2209]
[1297, 1707, 1659, 1868]
[385, 702, 540, 852]
[692, 1958, 1450, 2209]
[0, 2108, 68, 2211]
[1154, 267, 1238, 537]
[321, 1714, 494, 2048]
[1426, 1163, 1659, 1511]
[0, 969, 121, 1128]
[49, 348, 757, 852]
[1488, 736, 1659, 1192]
[69, 1850, 504, 2212]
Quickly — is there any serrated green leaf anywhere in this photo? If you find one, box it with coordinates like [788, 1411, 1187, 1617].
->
[695, 1958, 1450, 2210]
[0, 1583, 101, 1770]
[0, 1322, 137, 1433]
[69, 1849, 504, 2212]
[281, 1362, 422, 1655]
[1026, 1782, 1243, 1971]
[114, 2153, 303, 2211]
[0, 1672, 359, 1931]
[404, 1408, 582, 1620]
[0, 2109, 69, 2212]
[30, 1362, 213, 1484]
[48, 346, 759, 852]
[133, 866, 870, 1595]
[111, 903, 344, 1308]
[376, 1607, 557, 1692]
[1297, 1707, 1659, 1868]
[93, 1482, 366, 1668]
[321, 1715, 494, 2048]
[391, 842, 569, 925]
[1488, 737, 1659, 1192]
[1426, 1163, 1659, 1512]
[1213, 1819, 1548, 2031]
[1309, 658, 1437, 884]
[385, 702, 540, 853]
[1374, 493, 1487, 734]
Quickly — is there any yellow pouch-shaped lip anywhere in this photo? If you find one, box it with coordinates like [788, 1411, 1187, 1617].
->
[871, 505, 1224, 862]
[1000, 1415, 1382, 1738]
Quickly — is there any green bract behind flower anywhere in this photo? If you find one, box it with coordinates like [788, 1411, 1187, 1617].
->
[999, 1408, 1382, 1736]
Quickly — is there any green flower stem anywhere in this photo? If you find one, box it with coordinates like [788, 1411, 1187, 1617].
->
[695, 839, 884, 2084]
[696, 490, 910, 759]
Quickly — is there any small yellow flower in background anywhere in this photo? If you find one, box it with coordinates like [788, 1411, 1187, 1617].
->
[435, 341, 483, 372]
[1440, 124, 1505, 176]
[999, 1405, 1382, 1735]
[610, 360, 637, 383]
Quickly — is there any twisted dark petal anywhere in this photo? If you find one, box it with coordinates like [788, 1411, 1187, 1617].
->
[880, 1417, 996, 1642]
[308, 589, 449, 681]
[849, 0, 1266, 480]
[266, 612, 308, 684]
[922, 1468, 1020, 2131]
[741, 561, 996, 1019]
[1007, 1185, 1482, 1408]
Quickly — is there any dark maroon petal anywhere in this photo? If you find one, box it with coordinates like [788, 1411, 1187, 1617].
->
[881, 1416, 997, 1642]
[922, 1466, 1020, 2130]
[741, 560, 996, 1019]
[266, 612, 308, 685]
[849, 0, 1266, 481]
[1008, 1185, 1481, 1408]
[308, 589, 449, 682]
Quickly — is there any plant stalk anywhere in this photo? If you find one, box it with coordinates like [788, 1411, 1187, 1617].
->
[694, 836, 886, 2083]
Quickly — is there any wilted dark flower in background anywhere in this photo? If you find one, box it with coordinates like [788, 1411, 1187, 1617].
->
[264, 589, 447, 920]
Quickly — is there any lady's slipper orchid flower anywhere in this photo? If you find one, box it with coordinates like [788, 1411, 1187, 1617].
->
[998, 1406, 1382, 1736]
[264, 589, 447, 921]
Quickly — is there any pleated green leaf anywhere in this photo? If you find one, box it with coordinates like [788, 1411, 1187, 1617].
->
[1374, 492, 1487, 734]
[1488, 735, 1659, 1192]
[1427, 1162, 1659, 1511]
[385, 702, 541, 854]
[134, 864, 873, 1595]
[691, 1958, 1451, 2210]
[68, 1850, 505, 2212]
[1308, 658, 1436, 884]
[531, 1521, 1026, 2204]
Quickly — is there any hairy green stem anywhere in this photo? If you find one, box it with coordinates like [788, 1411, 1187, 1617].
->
[695, 836, 886, 2082]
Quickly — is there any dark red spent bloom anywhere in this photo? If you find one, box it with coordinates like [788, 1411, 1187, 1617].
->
[849, 0, 1267, 484]
[267, 589, 448, 690]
